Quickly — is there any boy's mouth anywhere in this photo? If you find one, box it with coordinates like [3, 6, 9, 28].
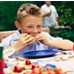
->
[28, 33, 40, 37]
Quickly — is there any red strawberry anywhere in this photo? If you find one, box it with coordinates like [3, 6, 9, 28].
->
[55, 68, 63, 74]
[13, 65, 23, 73]
[25, 59, 31, 65]
[46, 68, 55, 74]
[31, 64, 35, 70]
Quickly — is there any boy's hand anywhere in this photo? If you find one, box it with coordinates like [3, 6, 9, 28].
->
[11, 33, 35, 51]
[35, 32, 50, 45]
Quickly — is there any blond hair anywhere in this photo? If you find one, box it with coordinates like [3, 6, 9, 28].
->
[16, 3, 41, 21]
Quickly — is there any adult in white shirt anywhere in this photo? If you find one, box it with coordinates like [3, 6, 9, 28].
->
[41, 1, 59, 28]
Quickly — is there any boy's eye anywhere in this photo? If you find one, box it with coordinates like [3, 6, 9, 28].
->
[37, 25, 42, 28]
[27, 26, 33, 28]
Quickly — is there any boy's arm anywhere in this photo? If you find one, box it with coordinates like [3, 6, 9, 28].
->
[3, 34, 35, 58]
[36, 32, 74, 50]
[46, 39, 73, 50]
[44, 33, 74, 50]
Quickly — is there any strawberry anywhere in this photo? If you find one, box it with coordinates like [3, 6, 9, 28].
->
[25, 59, 31, 65]
[31, 64, 35, 70]
[13, 65, 23, 73]
[55, 68, 63, 74]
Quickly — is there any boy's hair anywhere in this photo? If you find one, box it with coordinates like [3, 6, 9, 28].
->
[16, 3, 41, 21]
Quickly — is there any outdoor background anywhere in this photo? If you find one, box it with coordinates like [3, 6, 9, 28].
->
[0, 1, 74, 41]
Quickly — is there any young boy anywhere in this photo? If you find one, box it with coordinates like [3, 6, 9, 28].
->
[2, 3, 74, 58]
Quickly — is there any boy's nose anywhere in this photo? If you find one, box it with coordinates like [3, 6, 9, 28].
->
[33, 28, 38, 33]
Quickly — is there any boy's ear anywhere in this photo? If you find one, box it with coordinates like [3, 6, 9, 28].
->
[15, 21, 21, 30]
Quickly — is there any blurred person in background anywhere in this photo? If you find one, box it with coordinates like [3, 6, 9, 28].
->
[40, 1, 60, 32]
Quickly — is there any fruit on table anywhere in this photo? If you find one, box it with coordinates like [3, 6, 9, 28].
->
[46, 67, 55, 74]
[31, 64, 42, 74]
[31, 64, 35, 70]
[55, 68, 64, 74]
[6, 58, 65, 74]
[25, 59, 31, 65]
[13, 65, 23, 73]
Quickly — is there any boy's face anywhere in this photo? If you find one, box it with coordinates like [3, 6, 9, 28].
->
[17, 15, 43, 37]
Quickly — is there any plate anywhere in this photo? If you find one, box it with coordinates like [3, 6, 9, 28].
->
[23, 48, 58, 59]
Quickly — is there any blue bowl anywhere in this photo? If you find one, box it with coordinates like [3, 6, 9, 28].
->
[23, 48, 58, 59]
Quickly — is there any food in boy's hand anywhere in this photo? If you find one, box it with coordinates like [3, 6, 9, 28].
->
[20, 34, 35, 43]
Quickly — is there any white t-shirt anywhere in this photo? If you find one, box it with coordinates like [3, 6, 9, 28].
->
[41, 4, 58, 27]
[2, 31, 62, 58]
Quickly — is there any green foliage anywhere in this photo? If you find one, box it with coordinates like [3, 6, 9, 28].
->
[50, 1, 74, 41]
[57, 30, 74, 41]
[51, 28, 74, 41]
[0, 1, 34, 31]
[56, 2, 74, 26]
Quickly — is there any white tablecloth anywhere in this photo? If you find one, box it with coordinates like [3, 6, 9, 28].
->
[4, 51, 74, 74]
[31, 51, 74, 74]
